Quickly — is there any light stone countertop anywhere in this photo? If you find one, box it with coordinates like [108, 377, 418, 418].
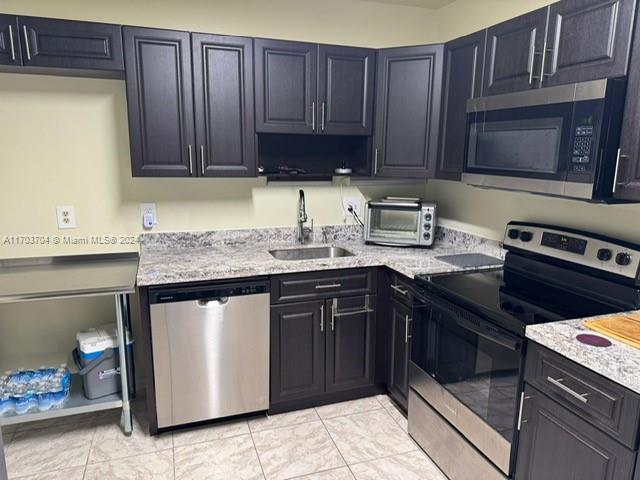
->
[137, 224, 505, 287]
[526, 313, 640, 395]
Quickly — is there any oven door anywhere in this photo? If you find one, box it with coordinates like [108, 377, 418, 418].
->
[410, 291, 524, 476]
[364, 203, 421, 246]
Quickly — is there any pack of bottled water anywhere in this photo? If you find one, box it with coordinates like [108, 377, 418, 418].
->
[0, 365, 71, 416]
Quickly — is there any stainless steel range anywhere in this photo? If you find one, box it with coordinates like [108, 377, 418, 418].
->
[408, 222, 640, 479]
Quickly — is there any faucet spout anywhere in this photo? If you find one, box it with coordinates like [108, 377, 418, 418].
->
[297, 189, 310, 244]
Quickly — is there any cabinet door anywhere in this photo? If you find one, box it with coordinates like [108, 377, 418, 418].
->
[374, 44, 444, 178]
[318, 45, 375, 135]
[254, 39, 317, 134]
[515, 386, 637, 480]
[388, 298, 411, 409]
[437, 31, 486, 181]
[271, 301, 325, 404]
[18, 16, 123, 71]
[326, 296, 376, 393]
[0, 15, 20, 66]
[484, 8, 549, 95]
[123, 27, 195, 177]
[192, 34, 256, 177]
[615, 10, 640, 201]
[543, 0, 636, 87]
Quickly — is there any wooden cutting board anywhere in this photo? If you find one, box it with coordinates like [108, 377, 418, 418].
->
[584, 313, 640, 349]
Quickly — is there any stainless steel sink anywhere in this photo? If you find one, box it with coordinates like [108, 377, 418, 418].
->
[269, 246, 355, 261]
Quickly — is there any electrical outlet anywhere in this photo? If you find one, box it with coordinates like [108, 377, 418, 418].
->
[343, 197, 363, 218]
[56, 205, 76, 229]
[140, 203, 157, 229]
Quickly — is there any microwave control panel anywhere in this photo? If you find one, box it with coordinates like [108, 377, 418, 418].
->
[571, 125, 594, 173]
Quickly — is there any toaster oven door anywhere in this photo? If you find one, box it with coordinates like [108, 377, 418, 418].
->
[365, 204, 421, 245]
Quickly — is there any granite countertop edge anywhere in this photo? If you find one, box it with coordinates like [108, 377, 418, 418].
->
[526, 313, 640, 395]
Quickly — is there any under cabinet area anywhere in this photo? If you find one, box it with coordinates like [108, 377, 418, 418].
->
[269, 269, 379, 413]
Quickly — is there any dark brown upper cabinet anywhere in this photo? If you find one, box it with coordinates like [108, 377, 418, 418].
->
[543, 0, 637, 87]
[254, 39, 317, 134]
[437, 31, 486, 181]
[483, 7, 549, 96]
[18, 16, 123, 72]
[373, 44, 444, 178]
[615, 9, 640, 201]
[254, 39, 375, 136]
[192, 34, 256, 177]
[0, 15, 20, 66]
[318, 45, 375, 135]
[124, 27, 196, 177]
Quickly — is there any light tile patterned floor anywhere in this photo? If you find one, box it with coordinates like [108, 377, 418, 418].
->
[2, 395, 447, 480]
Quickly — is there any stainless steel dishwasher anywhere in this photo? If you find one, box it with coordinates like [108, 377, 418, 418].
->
[149, 279, 269, 429]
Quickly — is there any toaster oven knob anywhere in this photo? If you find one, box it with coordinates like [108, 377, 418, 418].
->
[424, 223, 431, 231]
[423, 232, 431, 240]
[519, 231, 533, 242]
[616, 252, 632, 266]
[424, 213, 432, 221]
[597, 248, 612, 262]
[507, 229, 520, 240]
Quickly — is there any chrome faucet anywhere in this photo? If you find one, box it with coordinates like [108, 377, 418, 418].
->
[297, 189, 313, 244]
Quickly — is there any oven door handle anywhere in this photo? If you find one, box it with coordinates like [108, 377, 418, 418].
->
[427, 298, 522, 351]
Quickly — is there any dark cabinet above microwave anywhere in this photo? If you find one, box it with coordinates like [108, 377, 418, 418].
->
[483, 0, 637, 96]
[254, 39, 375, 136]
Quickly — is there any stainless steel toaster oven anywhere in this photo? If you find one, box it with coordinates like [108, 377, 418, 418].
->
[364, 197, 436, 247]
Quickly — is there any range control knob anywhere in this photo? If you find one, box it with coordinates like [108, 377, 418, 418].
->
[507, 229, 520, 240]
[424, 213, 432, 222]
[616, 252, 632, 266]
[519, 231, 534, 242]
[597, 249, 613, 262]
[423, 232, 431, 240]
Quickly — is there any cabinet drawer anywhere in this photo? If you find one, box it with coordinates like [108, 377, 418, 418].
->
[389, 272, 419, 306]
[271, 269, 375, 303]
[525, 342, 640, 449]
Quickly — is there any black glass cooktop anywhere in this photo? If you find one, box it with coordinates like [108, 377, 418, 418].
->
[416, 266, 637, 337]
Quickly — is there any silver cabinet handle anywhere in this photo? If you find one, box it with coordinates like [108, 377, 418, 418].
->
[331, 299, 336, 331]
[405, 315, 412, 343]
[373, 148, 379, 174]
[8, 24, 15, 61]
[320, 304, 324, 332]
[22, 25, 31, 61]
[516, 391, 532, 430]
[321, 102, 326, 132]
[311, 101, 316, 132]
[188, 145, 193, 175]
[315, 283, 341, 289]
[390, 284, 408, 296]
[200, 145, 205, 175]
[528, 50, 542, 85]
[546, 376, 588, 403]
[333, 308, 374, 318]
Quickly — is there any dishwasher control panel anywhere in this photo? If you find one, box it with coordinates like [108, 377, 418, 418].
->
[150, 279, 269, 304]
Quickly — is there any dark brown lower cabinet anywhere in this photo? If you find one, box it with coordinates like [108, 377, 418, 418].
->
[270, 294, 377, 409]
[270, 301, 325, 405]
[326, 295, 376, 393]
[515, 385, 637, 480]
[388, 297, 411, 410]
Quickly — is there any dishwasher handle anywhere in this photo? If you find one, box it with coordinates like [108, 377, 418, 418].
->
[197, 297, 230, 307]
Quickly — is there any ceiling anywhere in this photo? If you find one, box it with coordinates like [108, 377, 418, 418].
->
[360, 0, 457, 9]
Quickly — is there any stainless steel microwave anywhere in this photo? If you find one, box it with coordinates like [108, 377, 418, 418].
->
[364, 197, 436, 247]
[463, 78, 627, 202]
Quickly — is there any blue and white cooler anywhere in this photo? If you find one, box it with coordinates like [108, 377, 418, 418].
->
[73, 324, 135, 400]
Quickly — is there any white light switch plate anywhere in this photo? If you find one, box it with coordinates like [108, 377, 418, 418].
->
[56, 205, 76, 229]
